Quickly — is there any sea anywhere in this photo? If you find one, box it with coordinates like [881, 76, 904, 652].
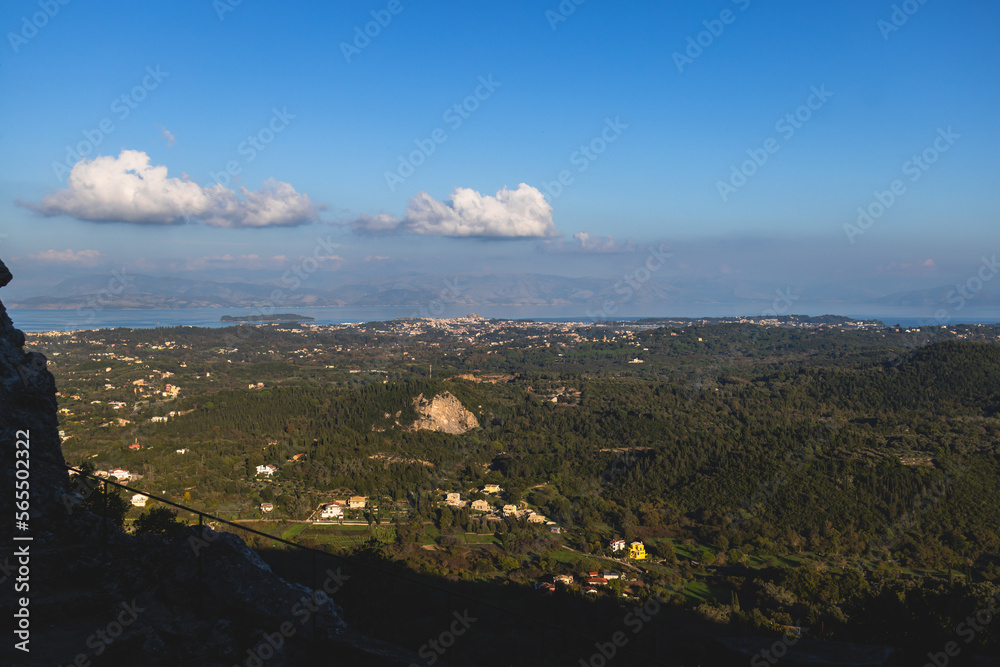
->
[6, 305, 1000, 333]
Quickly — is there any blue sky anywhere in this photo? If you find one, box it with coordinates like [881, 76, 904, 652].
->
[1, 0, 999, 314]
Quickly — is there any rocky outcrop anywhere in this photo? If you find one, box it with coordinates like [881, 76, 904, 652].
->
[0, 258, 69, 536]
[409, 391, 479, 434]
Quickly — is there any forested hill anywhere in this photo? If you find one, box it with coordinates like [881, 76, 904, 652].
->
[52, 332, 1000, 573]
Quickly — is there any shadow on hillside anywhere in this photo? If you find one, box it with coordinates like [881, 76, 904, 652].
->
[257, 545, 766, 667]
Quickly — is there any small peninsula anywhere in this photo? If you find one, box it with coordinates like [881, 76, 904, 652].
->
[220, 313, 315, 323]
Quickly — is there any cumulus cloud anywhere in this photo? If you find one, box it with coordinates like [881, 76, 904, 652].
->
[19, 150, 319, 228]
[351, 184, 556, 238]
[28, 249, 106, 266]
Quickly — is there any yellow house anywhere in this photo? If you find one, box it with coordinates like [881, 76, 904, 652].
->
[628, 541, 646, 560]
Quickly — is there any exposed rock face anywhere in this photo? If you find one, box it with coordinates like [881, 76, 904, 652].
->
[452, 373, 515, 384]
[0, 258, 69, 536]
[409, 391, 479, 434]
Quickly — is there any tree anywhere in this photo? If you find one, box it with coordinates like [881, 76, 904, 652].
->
[659, 539, 677, 565]
[133, 507, 185, 539]
[354, 536, 389, 561]
[437, 506, 454, 533]
[82, 486, 129, 531]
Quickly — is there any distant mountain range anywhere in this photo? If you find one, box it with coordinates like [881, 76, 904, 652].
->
[8, 272, 688, 310]
[8, 271, 997, 313]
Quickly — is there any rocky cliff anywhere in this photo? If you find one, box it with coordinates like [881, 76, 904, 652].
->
[0, 258, 68, 537]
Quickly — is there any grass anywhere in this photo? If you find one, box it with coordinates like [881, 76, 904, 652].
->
[309, 535, 367, 548]
[280, 523, 308, 541]
[418, 526, 443, 545]
[546, 547, 585, 565]
[682, 578, 714, 603]
[290, 523, 397, 545]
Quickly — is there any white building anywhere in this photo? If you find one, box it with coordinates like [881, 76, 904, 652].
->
[131, 494, 148, 507]
[320, 504, 343, 519]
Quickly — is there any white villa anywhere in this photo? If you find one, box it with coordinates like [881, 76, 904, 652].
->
[320, 504, 343, 519]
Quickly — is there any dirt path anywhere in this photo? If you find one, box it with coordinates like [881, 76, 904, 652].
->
[558, 545, 648, 574]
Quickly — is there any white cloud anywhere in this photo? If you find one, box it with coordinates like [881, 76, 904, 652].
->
[877, 258, 937, 274]
[351, 184, 556, 238]
[160, 126, 176, 147]
[180, 253, 333, 271]
[28, 249, 106, 266]
[19, 150, 319, 228]
[572, 231, 629, 253]
[351, 213, 403, 235]
[538, 232, 636, 253]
